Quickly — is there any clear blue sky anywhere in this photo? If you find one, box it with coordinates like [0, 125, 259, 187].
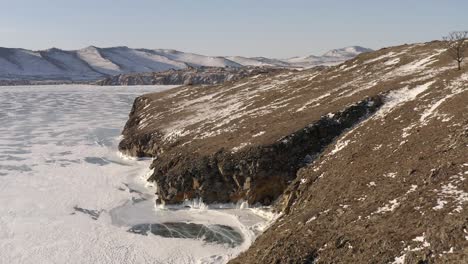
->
[1, 0, 466, 58]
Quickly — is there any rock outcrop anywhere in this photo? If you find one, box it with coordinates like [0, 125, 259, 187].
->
[96, 66, 286, 86]
[120, 40, 468, 263]
[126, 97, 381, 205]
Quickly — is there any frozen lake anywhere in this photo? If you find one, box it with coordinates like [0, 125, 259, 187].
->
[0, 85, 272, 264]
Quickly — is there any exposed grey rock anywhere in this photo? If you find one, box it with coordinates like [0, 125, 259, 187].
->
[121, 96, 383, 205]
[95, 66, 285, 86]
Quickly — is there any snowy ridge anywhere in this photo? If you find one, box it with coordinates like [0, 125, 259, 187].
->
[0, 45, 371, 81]
[285, 46, 373, 68]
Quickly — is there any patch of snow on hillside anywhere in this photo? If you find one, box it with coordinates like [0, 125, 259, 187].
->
[375, 81, 435, 118]
[7, 49, 64, 76]
[435, 182, 468, 212]
[407, 185, 418, 194]
[375, 199, 400, 214]
[102, 48, 186, 73]
[330, 140, 350, 155]
[433, 199, 448, 210]
[163, 128, 191, 142]
[305, 216, 317, 224]
[384, 57, 400, 66]
[160, 75, 304, 141]
[152, 49, 241, 68]
[419, 75, 466, 125]
[252, 131, 266, 137]
[232, 142, 251, 153]
[373, 144, 383, 150]
[402, 124, 416, 138]
[339, 79, 379, 98]
[296, 93, 331, 112]
[408, 234, 431, 251]
[391, 254, 406, 264]
[396, 49, 446, 74]
[77, 46, 121, 75]
[364, 51, 396, 64]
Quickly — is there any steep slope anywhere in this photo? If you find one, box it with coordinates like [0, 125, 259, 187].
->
[0, 48, 66, 79]
[40, 48, 103, 79]
[76, 46, 122, 75]
[119, 40, 467, 263]
[96, 47, 188, 73]
[230, 46, 468, 263]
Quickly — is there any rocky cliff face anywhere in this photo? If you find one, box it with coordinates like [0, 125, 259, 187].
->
[120, 41, 467, 263]
[96, 66, 285, 86]
[122, 96, 382, 205]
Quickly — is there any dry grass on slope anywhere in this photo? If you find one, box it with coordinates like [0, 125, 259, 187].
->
[231, 48, 468, 264]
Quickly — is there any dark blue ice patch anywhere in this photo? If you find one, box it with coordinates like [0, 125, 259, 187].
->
[128, 222, 244, 247]
[84, 157, 111, 166]
[73, 206, 102, 220]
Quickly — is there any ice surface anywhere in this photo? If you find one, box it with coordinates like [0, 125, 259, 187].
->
[127, 223, 243, 248]
[0, 85, 272, 264]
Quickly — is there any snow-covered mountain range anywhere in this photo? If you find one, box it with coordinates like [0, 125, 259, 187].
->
[0, 46, 371, 81]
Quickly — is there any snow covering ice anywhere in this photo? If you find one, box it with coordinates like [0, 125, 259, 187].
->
[0, 85, 273, 264]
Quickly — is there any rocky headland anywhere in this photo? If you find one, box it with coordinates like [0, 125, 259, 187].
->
[120, 41, 467, 263]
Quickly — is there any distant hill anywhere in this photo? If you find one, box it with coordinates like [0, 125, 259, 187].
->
[285, 46, 374, 68]
[0, 46, 371, 81]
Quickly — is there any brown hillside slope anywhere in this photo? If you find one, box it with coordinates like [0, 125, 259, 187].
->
[120, 40, 467, 262]
[229, 53, 468, 262]
[120, 41, 466, 213]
